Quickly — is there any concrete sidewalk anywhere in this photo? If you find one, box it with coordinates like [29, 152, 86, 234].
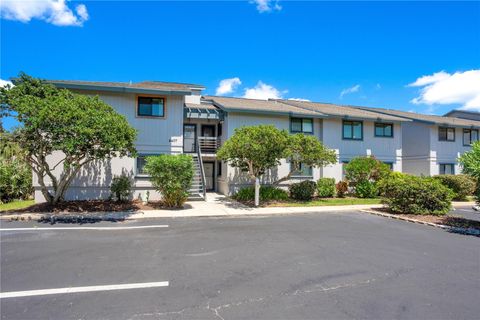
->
[0, 193, 476, 221]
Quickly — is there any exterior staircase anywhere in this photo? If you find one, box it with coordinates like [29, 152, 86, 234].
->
[188, 153, 207, 201]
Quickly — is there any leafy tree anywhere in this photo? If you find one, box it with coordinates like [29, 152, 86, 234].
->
[144, 154, 194, 208]
[0, 73, 137, 204]
[276, 133, 336, 185]
[459, 141, 480, 204]
[217, 125, 336, 205]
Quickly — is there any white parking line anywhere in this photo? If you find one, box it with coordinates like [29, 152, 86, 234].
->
[457, 209, 474, 212]
[0, 225, 168, 232]
[0, 281, 169, 299]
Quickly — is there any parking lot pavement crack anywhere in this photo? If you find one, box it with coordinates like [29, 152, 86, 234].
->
[127, 308, 187, 320]
[206, 296, 266, 320]
[291, 277, 378, 296]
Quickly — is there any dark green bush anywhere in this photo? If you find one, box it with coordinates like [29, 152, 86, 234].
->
[433, 174, 476, 201]
[317, 178, 336, 198]
[379, 175, 453, 215]
[233, 186, 289, 202]
[144, 154, 194, 208]
[345, 156, 390, 184]
[336, 180, 349, 198]
[289, 180, 317, 201]
[0, 158, 32, 203]
[110, 175, 132, 202]
[355, 180, 378, 198]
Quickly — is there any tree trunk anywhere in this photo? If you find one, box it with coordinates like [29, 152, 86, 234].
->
[254, 177, 260, 207]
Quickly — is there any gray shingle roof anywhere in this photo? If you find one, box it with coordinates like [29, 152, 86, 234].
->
[356, 106, 480, 127]
[204, 96, 324, 117]
[47, 79, 205, 94]
[278, 100, 410, 122]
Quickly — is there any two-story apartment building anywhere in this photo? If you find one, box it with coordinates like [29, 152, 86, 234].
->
[31, 79, 480, 203]
[358, 107, 480, 176]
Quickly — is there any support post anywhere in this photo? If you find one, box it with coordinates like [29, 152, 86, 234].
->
[254, 177, 260, 207]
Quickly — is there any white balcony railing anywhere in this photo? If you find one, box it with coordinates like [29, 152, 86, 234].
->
[198, 136, 220, 153]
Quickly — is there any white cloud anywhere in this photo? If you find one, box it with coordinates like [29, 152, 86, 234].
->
[1, 0, 89, 26]
[375, 83, 381, 90]
[288, 98, 310, 102]
[409, 70, 480, 110]
[339, 84, 360, 98]
[251, 0, 282, 13]
[243, 81, 285, 100]
[215, 77, 242, 96]
[0, 79, 13, 88]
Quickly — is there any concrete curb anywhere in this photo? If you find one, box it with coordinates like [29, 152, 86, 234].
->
[360, 209, 480, 236]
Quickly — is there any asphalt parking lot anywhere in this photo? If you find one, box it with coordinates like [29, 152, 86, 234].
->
[1, 210, 479, 320]
[451, 205, 480, 222]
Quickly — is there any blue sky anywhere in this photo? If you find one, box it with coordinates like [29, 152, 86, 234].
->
[1, 1, 480, 130]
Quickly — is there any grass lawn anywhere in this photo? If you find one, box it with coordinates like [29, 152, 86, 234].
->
[268, 197, 382, 207]
[0, 200, 35, 212]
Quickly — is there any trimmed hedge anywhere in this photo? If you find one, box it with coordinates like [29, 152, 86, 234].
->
[433, 174, 476, 201]
[355, 180, 378, 198]
[289, 180, 317, 201]
[379, 175, 453, 215]
[144, 154, 194, 208]
[233, 186, 289, 202]
[317, 178, 336, 198]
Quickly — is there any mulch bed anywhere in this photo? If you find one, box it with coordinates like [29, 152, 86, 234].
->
[0, 200, 169, 214]
[374, 208, 480, 230]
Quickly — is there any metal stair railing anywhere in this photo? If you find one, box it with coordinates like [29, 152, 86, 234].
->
[195, 135, 207, 201]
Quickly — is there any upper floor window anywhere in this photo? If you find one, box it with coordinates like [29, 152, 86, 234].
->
[343, 120, 363, 140]
[439, 163, 455, 175]
[463, 129, 478, 146]
[374, 123, 393, 138]
[291, 162, 313, 177]
[291, 118, 313, 134]
[438, 127, 455, 142]
[137, 96, 165, 117]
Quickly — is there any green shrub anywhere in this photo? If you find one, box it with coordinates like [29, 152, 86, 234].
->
[433, 174, 476, 201]
[233, 186, 289, 202]
[336, 180, 349, 198]
[144, 154, 194, 208]
[345, 156, 391, 185]
[317, 178, 336, 198]
[289, 180, 316, 201]
[459, 141, 480, 204]
[379, 175, 453, 215]
[355, 180, 378, 198]
[0, 158, 32, 203]
[110, 175, 132, 202]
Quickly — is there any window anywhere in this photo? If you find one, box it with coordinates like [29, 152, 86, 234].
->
[136, 155, 148, 175]
[218, 123, 223, 137]
[136, 154, 159, 175]
[137, 96, 165, 117]
[374, 123, 393, 137]
[343, 121, 363, 140]
[291, 162, 313, 177]
[383, 162, 394, 170]
[342, 160, 349, 178]
[439, 127, 455, 142]
[217, 161, 222, 177]
[463, 129, 478, 146]
[291, 118, 313, 134]
[439, 163, 455, 175]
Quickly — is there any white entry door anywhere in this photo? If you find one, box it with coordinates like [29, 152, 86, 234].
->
[204, 162, 214, 191]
